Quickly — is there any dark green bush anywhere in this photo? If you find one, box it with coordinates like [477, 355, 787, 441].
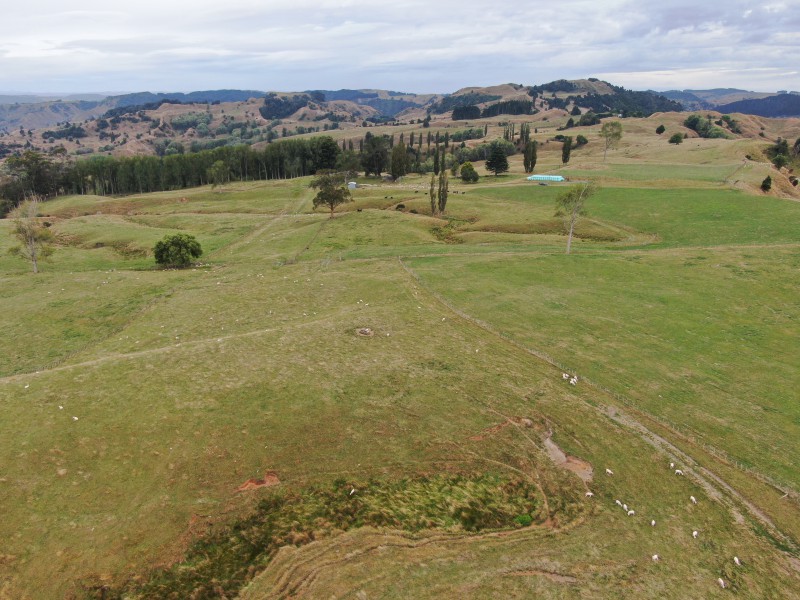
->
[153, 233, 202, 268]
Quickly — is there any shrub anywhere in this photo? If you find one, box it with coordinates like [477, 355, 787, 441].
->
[153, 233, 202, 268]
[460, 161, 479, 183]
[656, 124, 666, 134]
[761, 176, 772, 192]
[668, 133, 684, 144]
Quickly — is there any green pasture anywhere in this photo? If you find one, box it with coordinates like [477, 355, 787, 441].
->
[1, 138, 800, 598]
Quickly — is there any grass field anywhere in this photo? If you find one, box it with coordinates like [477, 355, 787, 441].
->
[1, 117, 799, 599]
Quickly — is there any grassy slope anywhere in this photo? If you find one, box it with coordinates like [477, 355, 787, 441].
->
[1, 119, 799, 599]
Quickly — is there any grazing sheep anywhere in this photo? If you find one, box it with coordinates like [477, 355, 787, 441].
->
[718, 578, 726, 589]
[690, 495, 697, 504]
[606, 468, 614, 476]
[675, 469, 684, 476]
[350, 488, 356, 496]
[627, 510, 635, 516]
[623, 504, 628, 511]
[562, 373, 570, 380]
[585, 491, 594, 498]
[692, 530, 699, 539]
[615, 500, 623, 506]
[569, 377, 577, 385]
[670, 462, 675, 469]
[651, 520, 656, 527]
[734, 556, 741, 566]
[652, 554, 660, 562]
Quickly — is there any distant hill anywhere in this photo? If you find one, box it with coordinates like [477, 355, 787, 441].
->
[716, 94, 800, 118]
[0, 90, 267, 133]
[0, 93, 107, 105]
[306, 89, 439, 117]
[658, 88, 776, 110]
[111, 89, 265, 108]
[434, 80, 681, 120]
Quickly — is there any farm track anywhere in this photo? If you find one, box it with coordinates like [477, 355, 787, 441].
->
[0, 311, 351, 385]
[397, 256, 800, 556]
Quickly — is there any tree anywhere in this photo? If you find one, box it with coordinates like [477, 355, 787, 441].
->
[310, 170, 353, 218]
[361, 133, 389, 177]
[761, 175, 772, 192]
[575, 134, 588, 146]
[668, 133, 684, 144]
[207, 160, 230, 188]
[8, 196, 54, 273]
[437, 169, 449, 214]
[656, 124, 666, 134]
[485, 144, 509, 176]
[335, 150, 361, 180]
[153, 233, 202, 268]
[555, 182, 596, 254]
[561, 136, 573, 164]
[523, 140, 537, 173]
[460, 161, 479, 183]
[599, 121, 623, 161]
[390, 142, 409, 180]
[429, 173, 437, 215]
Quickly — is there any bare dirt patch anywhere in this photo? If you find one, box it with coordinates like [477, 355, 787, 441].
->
[356, 328, 374, 337]
[542, 433, 594, 484]
[237, 470, 280, 492]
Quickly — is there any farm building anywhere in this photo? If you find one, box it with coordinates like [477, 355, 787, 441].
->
[527, 174, 565, 182]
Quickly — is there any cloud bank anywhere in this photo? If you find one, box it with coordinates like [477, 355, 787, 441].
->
[1, 0, 798, 94]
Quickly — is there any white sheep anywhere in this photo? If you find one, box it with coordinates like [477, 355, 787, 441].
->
[734, 556, 741, 566]
[349, 488, 356, 496]
[652, 554, 659, 562]
[615, 499, 623, 506]
[623, 503, 628, 511]
[718, 578, 726, 589]
[675, 469, 684, 476]
[585, 491, 594, 498]
[650, 520, 656, 527]
[692, 530, 699, 539]
[606, 468, 614, 476]
[690, 495, 697, 504]
[670, 462, 675, 469]
[627, 510, 635, 516]
[569, 377, 577, 385]
[562, 373, 570, 380]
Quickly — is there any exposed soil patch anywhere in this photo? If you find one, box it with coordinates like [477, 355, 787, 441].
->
[237, 470, 280, 492]
[356, 328, 374, 337]
[542, 433, 594, 484]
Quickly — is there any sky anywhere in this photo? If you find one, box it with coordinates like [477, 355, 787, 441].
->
[1, 0, 798, 95]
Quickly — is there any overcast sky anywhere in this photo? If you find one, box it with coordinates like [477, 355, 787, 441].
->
[1, 0, 798, 95]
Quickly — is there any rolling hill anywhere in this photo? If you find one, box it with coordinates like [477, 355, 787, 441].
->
[1, 109, 800, 597]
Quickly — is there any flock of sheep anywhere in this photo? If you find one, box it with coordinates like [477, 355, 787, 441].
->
[562, 372, 742, 591]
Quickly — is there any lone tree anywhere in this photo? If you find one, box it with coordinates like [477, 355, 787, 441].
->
[599, 121, 623, 160]
[668, 133, 684, 144]
[656, 124, 666, 134]
[9, 196, 54, 273]
[485, 143, 509, 176]
[555, 182, 596, 254]
[523, 140, 538, 173]
[311, 170, 353, 218]
[153, 233, 202, 268]
[761, 175, 772, 192]
[561, 136, 573, 164]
